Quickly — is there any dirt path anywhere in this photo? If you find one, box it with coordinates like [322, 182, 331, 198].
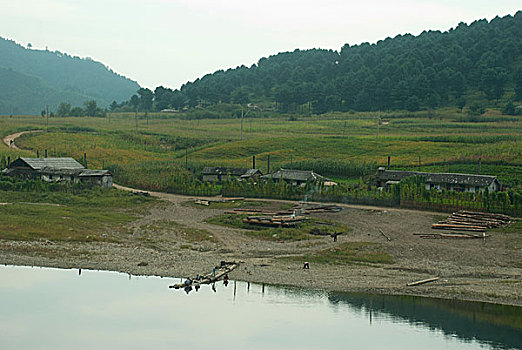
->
[2, 130, 43, 150]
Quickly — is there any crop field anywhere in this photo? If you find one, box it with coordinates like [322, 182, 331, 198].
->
[1, 108, 521, 188]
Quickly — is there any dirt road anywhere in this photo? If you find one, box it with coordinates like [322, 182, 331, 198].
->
[2, 130, 43, 150]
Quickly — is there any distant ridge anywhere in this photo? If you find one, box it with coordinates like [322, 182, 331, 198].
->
[0, 37, 140, 115]
[173, 11, 521, 113]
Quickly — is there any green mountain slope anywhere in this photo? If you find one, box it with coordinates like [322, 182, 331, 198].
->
[0, 37, 140, 115]
[167, 11, 521, 113]
[0, 67, 94, 115]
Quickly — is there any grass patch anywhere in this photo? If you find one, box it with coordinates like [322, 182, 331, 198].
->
[291, 242, 394, 265]
[205, 213, 349, 241]
[0, 188, 154, 242]
[157, 220, 218, 243]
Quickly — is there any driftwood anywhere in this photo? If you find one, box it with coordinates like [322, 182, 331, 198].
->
[379, 229, 391, 241]
[406, 277, 439, 286]
[169, 261, 239, 290]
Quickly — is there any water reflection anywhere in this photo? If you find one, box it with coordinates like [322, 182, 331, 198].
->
[0, 265, 520, 350]
[327, 292, 522, 350]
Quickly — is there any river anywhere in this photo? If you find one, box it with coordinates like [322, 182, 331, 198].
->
[0, 265, 520, 349]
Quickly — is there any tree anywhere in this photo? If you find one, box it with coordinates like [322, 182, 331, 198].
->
[56, 102, 71, 117]
[109, 101, 118, 111]
[456, 97, 466, 111]
[514, 68, 522, 101]
[480, 68, 507, 99]
[503, 101, 515, 115]
[84, 100, 98, 117]
[137, 88, 153, 111]
[405, 96, 420, 111]
[231, 87, 249, 105]
[130, 94, 140, 111]
[70, 107, 84, 117]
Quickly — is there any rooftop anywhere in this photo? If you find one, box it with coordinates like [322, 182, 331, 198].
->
[18, 157, 84, 170]
[378, 169, 498, 187]
[261, 168, 324, 182]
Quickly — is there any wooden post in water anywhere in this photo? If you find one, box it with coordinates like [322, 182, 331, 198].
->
[45, 149, 47, 158]
[36, 150, 39, 158]
[252, 155, 256, 169]
[387, 156, 390, 170]
[83, 153, 87, 168]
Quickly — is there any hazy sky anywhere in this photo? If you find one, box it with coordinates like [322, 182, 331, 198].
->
[1, 0, 520, 90]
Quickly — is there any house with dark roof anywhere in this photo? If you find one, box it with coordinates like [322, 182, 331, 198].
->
[376, 167, 500, 193]
[2, 157, 113, 188]
[201, 167, 262, 182]
[261, 168, 329, 186]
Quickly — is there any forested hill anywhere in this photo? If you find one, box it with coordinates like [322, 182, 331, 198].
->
[0, 37, 140, 115]
[174, 11, 521, 113]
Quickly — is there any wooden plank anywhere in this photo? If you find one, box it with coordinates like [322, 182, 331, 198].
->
[407, 277, 439, 286]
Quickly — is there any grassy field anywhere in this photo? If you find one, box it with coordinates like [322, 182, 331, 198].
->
[0, 185, 154, 242]
[1, 108, 521, 188]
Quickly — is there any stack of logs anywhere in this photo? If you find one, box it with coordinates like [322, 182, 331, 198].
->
[226, 204, 342, 216]
[242, 215, 307, 227]
[229, 204, 342, 228]
[421, 210, 511, 239]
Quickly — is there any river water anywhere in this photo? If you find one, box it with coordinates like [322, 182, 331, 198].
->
[0, 265, 520, 350]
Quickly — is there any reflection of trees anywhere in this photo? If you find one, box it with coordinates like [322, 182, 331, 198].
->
[327, 292, 522, 350]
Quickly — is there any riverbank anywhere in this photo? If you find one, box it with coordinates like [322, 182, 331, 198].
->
[1, 188, 520, 306]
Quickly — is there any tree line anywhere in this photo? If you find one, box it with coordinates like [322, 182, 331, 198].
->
[113, 12, 521, 115]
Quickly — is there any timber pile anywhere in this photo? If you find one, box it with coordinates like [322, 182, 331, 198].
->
[226, 208, 292, 216]
[431, 210, 511, 235]
[169, 261, 239, 290]
[243, 215, 307, 227]
[226, 204, 342, 216]
[194, 197, 244, 206]
[416, 232, 488, 239]
[423, 210, 511, 239]
[293, 204, 343, 213]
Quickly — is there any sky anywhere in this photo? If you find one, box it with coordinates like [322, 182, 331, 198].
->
[0, 0, 520, 90]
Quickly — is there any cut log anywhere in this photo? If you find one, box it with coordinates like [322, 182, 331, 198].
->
[406, 277, 439, 286]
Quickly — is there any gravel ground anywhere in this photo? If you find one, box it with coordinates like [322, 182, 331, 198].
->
[1, 186, 521, 306]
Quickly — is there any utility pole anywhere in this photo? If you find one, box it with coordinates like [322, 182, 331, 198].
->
[135, 108, 138, 134]
[46, 105, 49, 130]
[241, 109, 244, 140]
[376, 114, 380, 141]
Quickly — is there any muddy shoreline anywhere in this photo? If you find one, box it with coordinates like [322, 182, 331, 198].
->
[2, 190, 521, 307]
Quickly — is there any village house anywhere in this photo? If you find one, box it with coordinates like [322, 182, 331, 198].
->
[261, 168, 332, 187]
[201, 167, 262, 182]
[2, 157, 113, 188]
[376, 167, 500, 193]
